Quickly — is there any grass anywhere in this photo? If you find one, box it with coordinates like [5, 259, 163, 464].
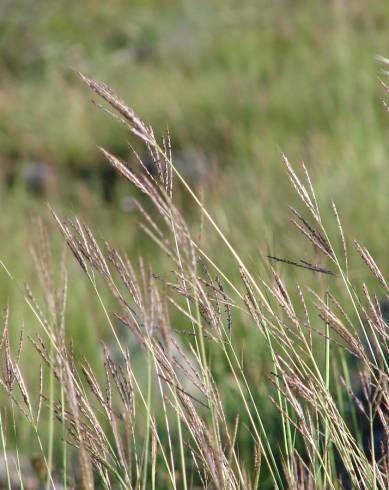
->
[1, 1, 389, 170]
[0, 1, 389, 488]
[1, 72, 389, 488]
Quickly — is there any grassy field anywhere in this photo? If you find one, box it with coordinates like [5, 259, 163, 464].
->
[1, 1, 389, 488]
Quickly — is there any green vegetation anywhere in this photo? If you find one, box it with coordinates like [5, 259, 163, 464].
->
[0, 1, 389, 488]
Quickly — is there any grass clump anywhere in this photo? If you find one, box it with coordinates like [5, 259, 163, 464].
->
[1, 75, 389, 490]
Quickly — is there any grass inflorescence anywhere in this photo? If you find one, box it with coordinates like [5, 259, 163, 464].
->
[1, 75, 389, 489]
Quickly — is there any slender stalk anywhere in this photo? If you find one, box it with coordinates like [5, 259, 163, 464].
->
[141, 352, 152, 490]
[323, 292, 331, 488]
[0, 411, 12, 490]
[46, 331, 55, 490]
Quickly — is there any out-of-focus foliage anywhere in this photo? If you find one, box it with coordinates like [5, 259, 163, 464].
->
[1, 0, 388, 173]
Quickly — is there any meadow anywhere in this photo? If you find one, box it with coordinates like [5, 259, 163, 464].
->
[0, 1, 389, 488]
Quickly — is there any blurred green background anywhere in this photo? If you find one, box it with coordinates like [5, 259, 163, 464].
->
[0, 0, 389, 484]
[1, 0, 388, 325]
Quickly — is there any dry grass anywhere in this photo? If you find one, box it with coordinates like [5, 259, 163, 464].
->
[1, 76, 388, 489]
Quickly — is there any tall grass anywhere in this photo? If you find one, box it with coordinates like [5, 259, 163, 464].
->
[1, 75, 389, 489]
